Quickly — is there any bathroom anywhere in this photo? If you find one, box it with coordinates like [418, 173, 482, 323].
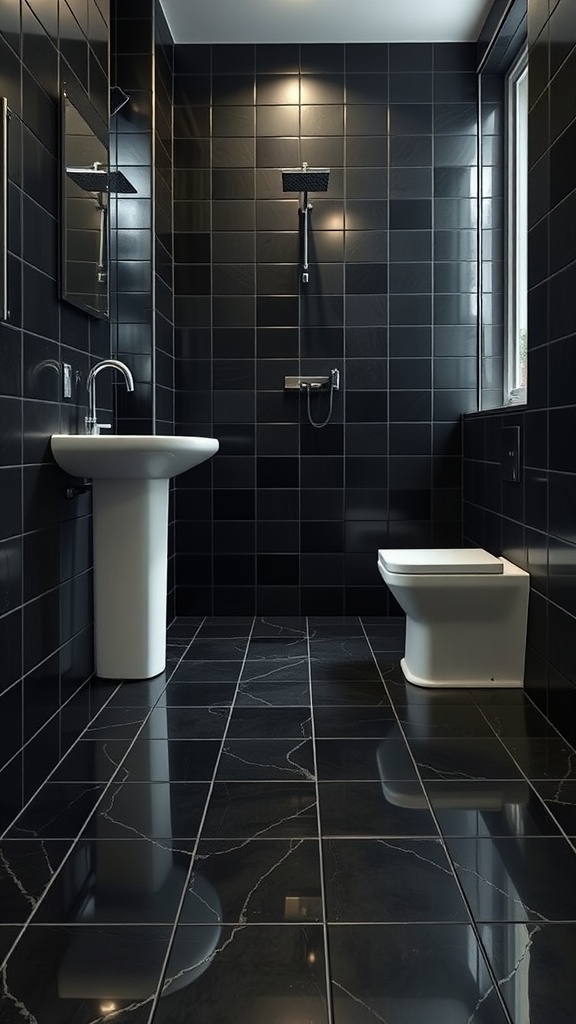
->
[1, 0, 576, 1017]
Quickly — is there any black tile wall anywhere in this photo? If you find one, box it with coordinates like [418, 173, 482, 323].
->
[463, 0, 576, 741]
[0, 0, 110, 827]
[173, 43, 479, 616]
[111, 0, 175, 612]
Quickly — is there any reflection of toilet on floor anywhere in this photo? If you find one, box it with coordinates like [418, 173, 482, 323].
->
[378, 548, 530, 688]
[376, 728, 530, 817]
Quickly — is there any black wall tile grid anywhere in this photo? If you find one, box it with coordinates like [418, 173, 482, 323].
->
[463, 0, 576, 739]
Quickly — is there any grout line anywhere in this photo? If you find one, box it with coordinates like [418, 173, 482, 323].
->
[359, 615, 515, 1024]
[306, 614, 336, 1024]
[143, 614, 258, 1021]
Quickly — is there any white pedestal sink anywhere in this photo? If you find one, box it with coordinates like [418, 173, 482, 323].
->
[51, 435, 219, 680]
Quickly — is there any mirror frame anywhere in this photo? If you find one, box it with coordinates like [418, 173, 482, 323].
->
[60, 82, 110, 320]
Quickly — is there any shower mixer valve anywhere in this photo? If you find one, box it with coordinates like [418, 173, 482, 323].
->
[284, 370, 340, 391]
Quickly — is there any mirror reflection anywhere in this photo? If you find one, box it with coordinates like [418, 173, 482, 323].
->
[61, 90, 136, 320]
[61, 90, 109, 318]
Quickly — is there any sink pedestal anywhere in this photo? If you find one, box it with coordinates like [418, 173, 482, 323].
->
[93, 478, 169, 679]
[50, 434, 219, 680]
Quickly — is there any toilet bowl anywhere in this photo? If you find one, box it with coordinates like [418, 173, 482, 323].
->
[377, 548, 530, 688]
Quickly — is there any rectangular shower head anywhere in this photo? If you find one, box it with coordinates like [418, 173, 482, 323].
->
[282, 167, 330, 193]
[66, 168, 137, 193]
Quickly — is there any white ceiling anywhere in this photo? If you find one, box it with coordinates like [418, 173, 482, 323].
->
[159, 0, 494, 45]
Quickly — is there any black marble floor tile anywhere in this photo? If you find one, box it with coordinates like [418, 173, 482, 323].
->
[33, 838, 196, 926]
[446, 836, 576, 922]
[166, 644, 188, 666]
[84, 782, 210, 840]
[216, 739, 315, 782]
[235, 679, 311, 706]
[426, 780, 563, 837]
[6, 783, 107, 839]
[480, 704, 562, 738]
[84, 708, 151, 739]
[318, 782, 439, 838]
[154, 924, 328, 1023]
[0, 764, 24, 840]
[310, 649, 380, 683]
[316, 738, 418, 781]
[410, 737, 524, 781]
[105, 675, 168, 708]
[48, 739, 132, 783]
[471, 689, 536, 706]
[503, 737, 576, 780]
[533, 779, 576, 834]
[144, 706, 229, 739]
[246, 637, 309, 659]
[171, 660, 244, 682]
[7, 614, 576, 1023]
[194, 622, 253, 639]
[323, 839, 469, 922]
[386, 685, 476, 709]
[251, 616, 308, 638]
[119, 740, 221, 783]
[167, 616, 205, 638]
[309, 638, 373, 658]
[0, 927, 19, 968]
[201, 782, 318, 839]
[185, 639, 249, 661]
[308, 616, 365, 638]
[226, 707, 312, 738]
[479, 922, 576, 1024]
[0, 840, 72, 924]
[365, 631, 407, 653]
[398, 703, 498, 738]
[239, 657, 310, 683]
[0, 924, 171, 1023]
[329, 923, 510, 1024]
[164, 682, 236, 706]
[183, 838, 322, 923]
[311, 679, 389, 706]
[313, 706, 396, 737]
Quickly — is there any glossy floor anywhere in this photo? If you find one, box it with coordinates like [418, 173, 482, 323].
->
[1, 616, 576, 1022]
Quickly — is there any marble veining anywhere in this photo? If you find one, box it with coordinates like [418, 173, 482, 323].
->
[1, 615, 575, 1022]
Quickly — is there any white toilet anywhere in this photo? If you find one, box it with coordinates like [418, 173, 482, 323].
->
[377, 548, 530, 688]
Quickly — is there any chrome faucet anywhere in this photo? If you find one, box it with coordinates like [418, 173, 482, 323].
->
[85, 359, 135, 435]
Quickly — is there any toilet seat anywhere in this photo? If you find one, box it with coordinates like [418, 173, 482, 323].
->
[378, 548, 504, 575]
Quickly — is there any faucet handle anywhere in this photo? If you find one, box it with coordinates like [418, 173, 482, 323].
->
[97, 423, 112, 433]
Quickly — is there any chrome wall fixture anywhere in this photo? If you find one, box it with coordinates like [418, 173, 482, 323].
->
[285, 369, 340, 429]
[281, 163, 330, 283]
[1, 96, 8, 322]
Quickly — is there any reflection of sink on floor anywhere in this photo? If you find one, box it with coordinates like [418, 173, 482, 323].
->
[57, 873, 221, 1001]
[51, 434, 219, 679]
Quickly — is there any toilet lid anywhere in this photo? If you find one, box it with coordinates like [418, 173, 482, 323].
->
[378, 548, 504, 574]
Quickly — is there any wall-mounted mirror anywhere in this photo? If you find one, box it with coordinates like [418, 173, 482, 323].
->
[61, 87, 136, 320]
[61, 87, 110, 319]
[1, 96, 8, 322]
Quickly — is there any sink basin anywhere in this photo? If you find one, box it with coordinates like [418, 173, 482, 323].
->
[50, 433, 219, 680]
[50, 434, 219, 480]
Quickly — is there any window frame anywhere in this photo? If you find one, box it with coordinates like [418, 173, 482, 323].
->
[504, 46, 528, 406]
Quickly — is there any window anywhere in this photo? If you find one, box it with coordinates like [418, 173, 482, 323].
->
[505, 48, 528, 405]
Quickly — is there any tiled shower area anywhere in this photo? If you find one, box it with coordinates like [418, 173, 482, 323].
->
[1, 616, 576, 1022]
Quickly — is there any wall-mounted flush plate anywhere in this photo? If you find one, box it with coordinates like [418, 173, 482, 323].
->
[501, 425, 521, 482]
[62, 362, 72, 400]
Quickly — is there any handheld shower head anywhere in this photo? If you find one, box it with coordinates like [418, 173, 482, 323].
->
[282, 165, 330, 193]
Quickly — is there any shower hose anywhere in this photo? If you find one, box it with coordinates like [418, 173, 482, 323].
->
[300, 378, 335, 429]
